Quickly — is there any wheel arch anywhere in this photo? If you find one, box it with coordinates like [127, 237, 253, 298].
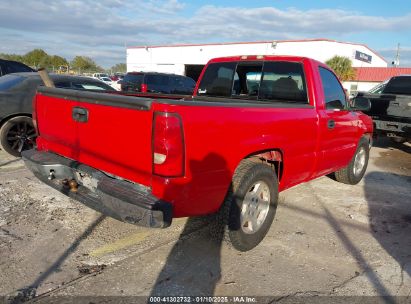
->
[241, 148, 284, 182]
[0, 113, 32, 129]
[360, 132, 373, 150]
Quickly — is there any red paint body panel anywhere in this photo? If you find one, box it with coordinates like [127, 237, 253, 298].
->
[150, 103, 319, 216]
[34, 56, 373, 218]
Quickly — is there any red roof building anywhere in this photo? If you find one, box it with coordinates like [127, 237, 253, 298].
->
[354, 67, 411, 82]
[343, 67, 411, 95]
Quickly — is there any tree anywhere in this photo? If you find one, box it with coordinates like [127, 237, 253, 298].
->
[23, 49, 49, 68]
[0, 53, 24, 62]
[1, 49, 103, 74]
[71, 56, 103, 73]
[50, 55, 68, 67]
[110, 63, 126, 73]
[325, 56, 355, 81]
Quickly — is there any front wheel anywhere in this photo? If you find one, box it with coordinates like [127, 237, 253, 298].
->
[0, 116, 36, 157]
[334, 137, 370, 185]
[211, 159, 278, 251]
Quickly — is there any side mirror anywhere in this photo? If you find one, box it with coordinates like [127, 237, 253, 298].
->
[351, 96, 371, 112]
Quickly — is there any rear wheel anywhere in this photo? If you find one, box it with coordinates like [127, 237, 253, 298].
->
[334, 137, 369, 185]
[0, 116, 36, 157]
[210, 159, 278, 251]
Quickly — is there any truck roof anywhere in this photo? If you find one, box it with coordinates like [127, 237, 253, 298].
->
[207, 55, 324, 66]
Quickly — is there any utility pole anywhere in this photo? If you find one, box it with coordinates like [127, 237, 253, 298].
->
[392, 43, 400, 67]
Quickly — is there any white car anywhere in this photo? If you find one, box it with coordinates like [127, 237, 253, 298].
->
[99, 77, 116, 87]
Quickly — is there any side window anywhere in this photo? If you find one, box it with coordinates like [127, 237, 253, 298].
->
[146, 74, 169, 93]
[259, 62, 308, 103]
[183, 77, 196, 92]
[319, 67, 347, 110]
[197, 62, 236, 97]
[169, 76, 184, 94]
[174, 76, 195, 94]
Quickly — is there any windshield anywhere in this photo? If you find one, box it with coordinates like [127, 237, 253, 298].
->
[368, 81, 387, 94]
[0, 74, 25, 91]
[72, 80, 114, 91]
[54, 78, 115, 91]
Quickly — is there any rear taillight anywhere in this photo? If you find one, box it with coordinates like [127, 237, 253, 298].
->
[141, 83, 147, 93]
[152, 112, 184, 177]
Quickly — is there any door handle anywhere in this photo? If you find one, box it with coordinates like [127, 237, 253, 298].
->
[327, 119, 335, 129]
[72, 107, 89, 123]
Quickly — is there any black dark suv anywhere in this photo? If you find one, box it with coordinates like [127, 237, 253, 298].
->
[121, 72, 196, 95]
[0, 59, 34, 77]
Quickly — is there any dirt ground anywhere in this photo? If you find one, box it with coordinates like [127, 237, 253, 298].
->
[0, 138, 410, 303]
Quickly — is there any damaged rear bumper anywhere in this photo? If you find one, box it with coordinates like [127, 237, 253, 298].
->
[21, 149, 172, 228]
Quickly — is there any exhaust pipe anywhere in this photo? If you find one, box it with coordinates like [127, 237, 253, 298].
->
[38, 68, 55, 88]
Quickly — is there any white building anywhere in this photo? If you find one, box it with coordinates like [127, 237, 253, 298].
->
[127, 39, 387, 81]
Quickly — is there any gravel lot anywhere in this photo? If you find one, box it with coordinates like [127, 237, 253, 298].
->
[0, 138, 410, 303]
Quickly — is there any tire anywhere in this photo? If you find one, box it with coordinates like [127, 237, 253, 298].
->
[334, 137, 369, 185]
[0, 116, 36, 157]
[210, 159, 278, 251]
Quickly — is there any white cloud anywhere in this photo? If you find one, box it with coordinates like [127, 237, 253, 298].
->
[141, 0, 186, 14]
[0, 2, 410, 67]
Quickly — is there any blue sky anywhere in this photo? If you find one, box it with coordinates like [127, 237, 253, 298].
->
[1, 0, 410, 68]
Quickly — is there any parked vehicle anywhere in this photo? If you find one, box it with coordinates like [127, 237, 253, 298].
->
[0, 73, 115, 157]
[110, 73, 124, 81]
[99, 76, 115, 86]
[0, 59, 34, 77]
[92, 73, 109, 79]
[22, 55, 373, 251]
[121, 72, 196, 95]
[359, 75, 411, 143]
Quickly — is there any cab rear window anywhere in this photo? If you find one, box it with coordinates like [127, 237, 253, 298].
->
[383, 76, 411, 95]
[197, 62, 237, 97]
[197, 61, 308, 104]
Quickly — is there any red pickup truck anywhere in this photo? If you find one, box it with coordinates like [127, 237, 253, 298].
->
[22, 55, 373, 251]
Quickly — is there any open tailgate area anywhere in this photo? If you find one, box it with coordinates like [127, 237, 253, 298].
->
[34, 87, 154, 187]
